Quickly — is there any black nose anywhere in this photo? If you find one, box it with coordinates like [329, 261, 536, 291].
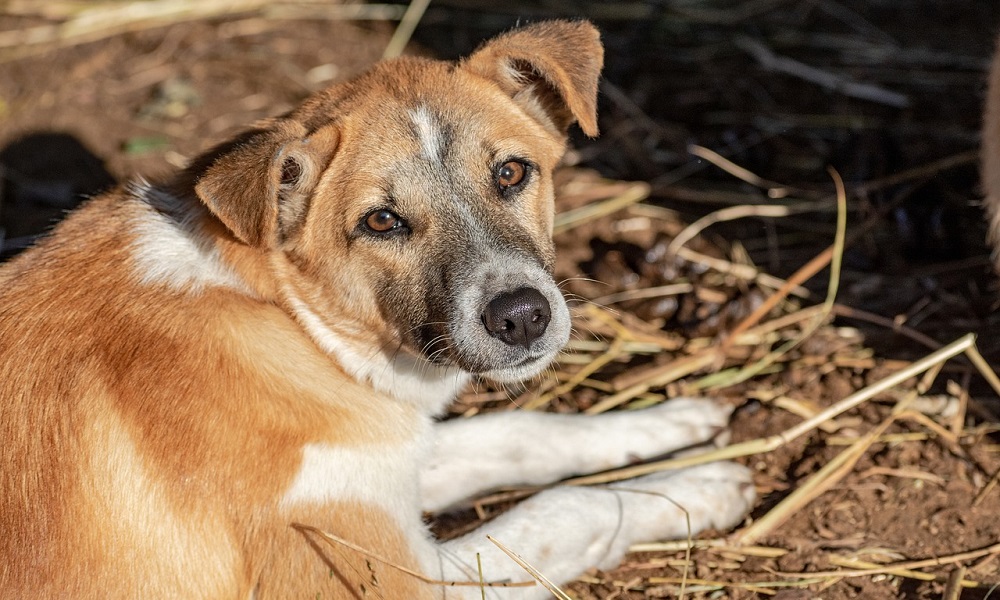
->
[482, 287, 551, 349]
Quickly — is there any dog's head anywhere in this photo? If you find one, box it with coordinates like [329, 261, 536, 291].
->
[191, 21, 602, 386]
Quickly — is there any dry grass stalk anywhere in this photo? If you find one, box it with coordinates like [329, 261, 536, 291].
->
[666, 201, 827, 257]
[947, 377, 971, 438]
[943, 566, 968, 599]
[646, 576, 784, 595]
[858, 465, 945, 486]
[694, 168, 848, 392]
[826, 557, 981, 589]
[525, 337, 627, 410]
[734, 35, 910, 108]
[486, 536, 570, 600]
[292, 524, 535, 589]
[672, 244, 812, 298]
[552, 182, 651, 234]
[777, 542, 1000, 580]
[0, 1, 410, 62]
[628, 540, 788, 557]
[0, 0, 273, 50]
[687, 144, 799, 198]
[964, 343, 1000, 398]
[264, 4, 407, 21]
[382, 0, 430, 59]
[730, 303, 826, 345]
[565, 333, 980, 487]
[585, 351, 717, 414]
[592, 282, 694, 305]
[771, 395, 841, 433]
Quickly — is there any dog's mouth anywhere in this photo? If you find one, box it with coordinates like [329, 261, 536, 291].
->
[412, 282, 570, 383]
[418, 345, 556, 385]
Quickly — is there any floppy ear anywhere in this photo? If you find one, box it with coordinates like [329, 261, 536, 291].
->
[193, 120, 340, 248]
[461, 20, 603, 137]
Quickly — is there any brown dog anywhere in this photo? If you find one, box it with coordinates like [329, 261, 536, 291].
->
[0, 21, 753, 598]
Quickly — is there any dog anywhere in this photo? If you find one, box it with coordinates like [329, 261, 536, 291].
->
[0, 21, 754, 598]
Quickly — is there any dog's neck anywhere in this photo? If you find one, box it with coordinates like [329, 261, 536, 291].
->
[278, 286, 472, 412]
[136, 183, 470, 413]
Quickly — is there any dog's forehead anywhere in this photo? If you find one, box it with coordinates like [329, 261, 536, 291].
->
[406, 105, 448, 163]
[333, 60, 558, 163]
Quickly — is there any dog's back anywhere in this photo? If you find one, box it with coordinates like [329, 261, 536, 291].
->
[0, 189, 436, 597]
[0, 193, 245, 595]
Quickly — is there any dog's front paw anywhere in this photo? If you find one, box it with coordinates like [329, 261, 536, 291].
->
[634, 397, 735, 447]
[609, 461, 756, 547]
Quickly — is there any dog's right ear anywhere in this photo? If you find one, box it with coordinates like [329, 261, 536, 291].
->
[461, 20, 603, 137]
[193, 120, 339, 248]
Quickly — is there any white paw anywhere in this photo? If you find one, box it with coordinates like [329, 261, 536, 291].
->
[618, 397, 734, 452]
[608, 461, 756, 542]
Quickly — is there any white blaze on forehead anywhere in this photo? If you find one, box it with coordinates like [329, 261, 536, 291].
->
[408, 105, 443, 161]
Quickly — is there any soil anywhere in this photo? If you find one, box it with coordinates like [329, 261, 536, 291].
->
[2, 3, 1000, 599]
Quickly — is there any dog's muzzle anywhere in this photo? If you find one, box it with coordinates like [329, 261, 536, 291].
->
[446, 254, 570, 383]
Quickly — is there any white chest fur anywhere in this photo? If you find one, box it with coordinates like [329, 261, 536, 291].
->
[280, 441, 422, 515]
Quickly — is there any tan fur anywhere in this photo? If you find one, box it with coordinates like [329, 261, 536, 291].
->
[0, 21, 602, 598]
[983, 33, 1000, 270]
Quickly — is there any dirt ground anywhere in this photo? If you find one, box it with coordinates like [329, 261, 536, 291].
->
[2, 2, 1000, 599]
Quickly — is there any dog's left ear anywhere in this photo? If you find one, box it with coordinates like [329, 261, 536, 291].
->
[193, 120, 340, 248]
[461, 20, 603, 137]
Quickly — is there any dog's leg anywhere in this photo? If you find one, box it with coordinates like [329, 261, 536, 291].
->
[422, 397, 732, 511]
[429, 461, 754, 599]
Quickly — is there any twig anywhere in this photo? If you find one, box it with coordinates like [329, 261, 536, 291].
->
[687, 144, 806, 198]
[851, 150, 979, 196]
[831, 304, 942, 350]
[666, 201, 826, 257]
[735, 36, 910, 108]
[943, 566, 968, 600]
[383, 0, 431, 59]
[827, 556, 980, 588]
[487, 536, 570, 599]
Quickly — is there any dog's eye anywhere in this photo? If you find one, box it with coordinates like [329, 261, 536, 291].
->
[496, 160, 528, 191]
[364, 209, 404, 233]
